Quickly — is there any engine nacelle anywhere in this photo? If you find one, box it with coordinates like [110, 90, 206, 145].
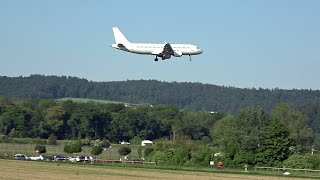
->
[163, 54, 171, 59]
[173, 50, 183, 57]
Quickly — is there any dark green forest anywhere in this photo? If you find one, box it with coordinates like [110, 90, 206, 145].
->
[1, 75, 320, 113]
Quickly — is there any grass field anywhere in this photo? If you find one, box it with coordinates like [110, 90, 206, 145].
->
[56, 98, 126, 105]
[0, 159, 310, 180]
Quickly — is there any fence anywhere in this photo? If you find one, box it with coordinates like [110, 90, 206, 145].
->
[255, 166, 320, 174]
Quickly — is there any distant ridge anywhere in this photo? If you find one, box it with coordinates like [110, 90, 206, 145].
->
[1, 75, 320, 113]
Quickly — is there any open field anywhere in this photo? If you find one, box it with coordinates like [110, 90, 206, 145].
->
[56, 98, 126, 105]
[0, 159, 316, 180]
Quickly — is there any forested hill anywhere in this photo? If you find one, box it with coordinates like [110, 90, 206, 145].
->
[1, 75, 320, 113]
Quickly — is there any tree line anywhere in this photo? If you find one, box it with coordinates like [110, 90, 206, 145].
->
[1, 75, 320, 113]
[1, 97, 320, 168]
[0, 97, 223, 142]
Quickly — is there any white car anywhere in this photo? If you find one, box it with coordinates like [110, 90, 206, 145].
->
[29, 155, 44, 161]
[14, 154, 30, 160]
[69, 156, 94, 163]
[120, 141, 130, 145]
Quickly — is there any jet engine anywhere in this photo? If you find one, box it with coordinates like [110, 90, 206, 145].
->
[162, 54, 171, 60]
[173, 50, 183, 57]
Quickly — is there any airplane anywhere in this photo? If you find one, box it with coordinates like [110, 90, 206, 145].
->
[111, 27, 203, 61]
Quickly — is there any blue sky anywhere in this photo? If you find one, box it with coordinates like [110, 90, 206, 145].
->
[0, 0, 319, 89]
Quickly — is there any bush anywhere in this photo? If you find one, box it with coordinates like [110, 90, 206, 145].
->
[91, 145, 103, 156]
[283, 154, 312, 169]
[307, 155, 320, 169]
[64, 140, 82, 154]
[101, 139, 111, 148]
[152, 150, 173, 165]
[168, 147, 191, 165]
[81, 138, 91, 146]
[190, 146, 213, 166]
[35, 145, 46, 153]
[144, 147, 154, 157]
[90, 139, 101, 147]
[118, 147, 131, 156]
[130, 136, 141, 145]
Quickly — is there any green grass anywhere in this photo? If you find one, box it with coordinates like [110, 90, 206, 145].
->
[56, 97, 127, 105]
[2, 159, 320, 180]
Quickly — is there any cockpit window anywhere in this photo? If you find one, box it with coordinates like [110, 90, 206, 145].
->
[196, 47, 200, 49]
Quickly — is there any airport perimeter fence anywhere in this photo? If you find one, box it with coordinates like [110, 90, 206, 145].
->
[255, 166, 320, 174]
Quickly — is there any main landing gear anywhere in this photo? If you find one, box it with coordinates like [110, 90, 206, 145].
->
[154, 56, 158, 61]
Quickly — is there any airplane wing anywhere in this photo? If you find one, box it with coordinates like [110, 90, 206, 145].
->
[163, 43, 174, 55]
[157, 43, 174, 60]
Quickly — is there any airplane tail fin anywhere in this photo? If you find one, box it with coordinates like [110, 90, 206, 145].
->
[112, 27, 130, 46]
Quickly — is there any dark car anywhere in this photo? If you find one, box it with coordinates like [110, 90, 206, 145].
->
[53, 155, 68, 161]
[42, 154, 54, 161]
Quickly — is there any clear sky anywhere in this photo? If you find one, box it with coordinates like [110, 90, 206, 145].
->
[0, 0, 319, 90]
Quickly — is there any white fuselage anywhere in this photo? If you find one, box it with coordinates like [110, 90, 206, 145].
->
[112, 43, 203, 56]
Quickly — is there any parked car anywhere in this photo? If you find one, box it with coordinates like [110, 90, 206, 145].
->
[14, 154, 30, 160]
[120, 141, 130, 145]
[53, 155, 68, 161]
[69, 156, 93, 163]
[30, 155, 44, 161]
[42, 155, 54, 161]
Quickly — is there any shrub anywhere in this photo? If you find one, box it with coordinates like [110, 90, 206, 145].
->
[118, 147, 131, 156]
[169, 147, 191, 165]
[64, 140, 82, 154]
[101, 139, 111, 148]
[90, 139, 101, 147]
[190, 146, 213, 166]
[307, 155, 320, 169]
[283, 154, 312, 169]
[81, 138, 91, 146]
[91, 145, 103, 156]
[144, 147, 154, 157]
[152, 150, 173, 165]
[130, 136, 141, 145]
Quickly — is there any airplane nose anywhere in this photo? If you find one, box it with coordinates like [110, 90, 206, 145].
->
[198, 49, 203, 54]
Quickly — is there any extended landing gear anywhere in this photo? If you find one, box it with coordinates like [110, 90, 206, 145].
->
[189, 55, 192, 61]
[154, 56, 158, 61]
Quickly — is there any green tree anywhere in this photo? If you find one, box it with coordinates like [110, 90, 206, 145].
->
[256, 118, 290, 167]
[271, 103, 313, 152]
[91, 145, 103, 156]
[45, 105, 67, 139]
[64, 140, 82, 154]
[101, 139, 111, 148]
[118, 147, 131, 156]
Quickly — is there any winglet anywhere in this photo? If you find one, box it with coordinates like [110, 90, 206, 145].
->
[112, 27, 130, 45]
